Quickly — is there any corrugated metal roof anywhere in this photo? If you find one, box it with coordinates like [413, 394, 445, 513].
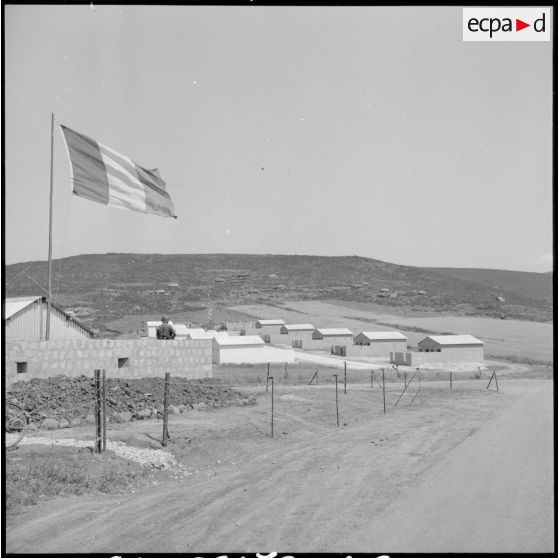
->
[256, 319, 285, 326]
[214, 334, 265, 347]
[315, 328, 354, 336]
[4, 296, 42, 319]
[422, 335, 484, 346]
[358, 331, 408, 341]
[4, 295, 95, 336]
[282, 323, 315, 331]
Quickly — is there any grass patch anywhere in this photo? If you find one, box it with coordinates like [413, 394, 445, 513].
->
[5, 444, 150, 517]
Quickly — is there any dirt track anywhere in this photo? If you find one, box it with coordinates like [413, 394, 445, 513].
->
[5, 378, 553, 553]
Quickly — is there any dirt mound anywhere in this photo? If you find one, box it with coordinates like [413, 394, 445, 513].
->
[7, 376, 249, 426]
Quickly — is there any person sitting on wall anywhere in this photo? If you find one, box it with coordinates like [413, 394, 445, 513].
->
[156, 316, 176, 340]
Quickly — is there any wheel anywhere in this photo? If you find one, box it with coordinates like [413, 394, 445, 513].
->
[5, 402, 27, 449]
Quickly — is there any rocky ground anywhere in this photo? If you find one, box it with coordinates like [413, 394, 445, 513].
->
[7, 376, 252, 430]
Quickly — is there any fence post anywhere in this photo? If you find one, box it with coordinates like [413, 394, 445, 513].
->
[284, 362, 288, 380]
[494, 370, 499, 393]
[418, 367, 422, 402]
[266, 363, 270, 392]
[94, 370, 101, 453]
[382, 369, 386, 414]
[450, 371, 452, 391]
[333, 374, 339, 427]
[344, 361, 347, 395]
[370, 370, 373, 389]
[486, 370, 495, 390]
[404, 371, 407, 389]
[162, 372, 170, 447]
[102, 369, 107, 452]
[269, 376, 274, 437]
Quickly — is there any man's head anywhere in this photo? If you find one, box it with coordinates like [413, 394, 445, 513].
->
[161, 316, 169, 323]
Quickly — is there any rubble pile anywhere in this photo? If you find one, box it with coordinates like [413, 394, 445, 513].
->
[7, 375, 250, 428]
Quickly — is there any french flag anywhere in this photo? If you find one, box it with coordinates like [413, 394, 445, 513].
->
[60, 125, 177, 218]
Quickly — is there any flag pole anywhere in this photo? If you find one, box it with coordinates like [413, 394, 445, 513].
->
[46, 113, 54, 341]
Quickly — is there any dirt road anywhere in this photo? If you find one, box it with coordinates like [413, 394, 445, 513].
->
[5, 379, 553, 553]
[333, 380, 554, 553]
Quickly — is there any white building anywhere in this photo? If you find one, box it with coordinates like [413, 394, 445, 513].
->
[212, 334, 294, 364]
[311, 328, 354, 355]
[4, 296, 94, 340]
[254, 319, 286, 342]
[352, 331, 408, 356]
[279, 323, 315, 348]
[418, 335, 484, 360]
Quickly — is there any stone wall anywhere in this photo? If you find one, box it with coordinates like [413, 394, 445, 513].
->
[4, 338, 213, 386]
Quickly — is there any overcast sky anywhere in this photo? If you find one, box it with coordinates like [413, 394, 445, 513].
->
[3, 5, 553, 272]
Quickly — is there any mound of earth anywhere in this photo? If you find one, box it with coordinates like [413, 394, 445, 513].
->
[7, 376, 250, 426]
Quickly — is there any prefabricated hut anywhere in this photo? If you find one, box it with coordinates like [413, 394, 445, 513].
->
[254, 319, 286, 342]
[417, 335, 484, 361]
[312, 328, 354, 355]
[279, 323, 315, 348]
[4, 296, 94, 340]
[353, 331, 408, 356]
[212, 334, 265, 364]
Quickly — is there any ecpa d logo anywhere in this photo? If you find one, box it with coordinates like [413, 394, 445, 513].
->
[463, 8, 551, 41]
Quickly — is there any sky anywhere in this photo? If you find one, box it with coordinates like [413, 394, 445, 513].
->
[2, 5, 553, 272]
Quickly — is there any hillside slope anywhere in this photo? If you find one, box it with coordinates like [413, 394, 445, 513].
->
[4, 253, 552, 336]
[427, 267, 553, 304]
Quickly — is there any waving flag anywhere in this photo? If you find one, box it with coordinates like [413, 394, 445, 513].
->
[60, 125, 176, 218]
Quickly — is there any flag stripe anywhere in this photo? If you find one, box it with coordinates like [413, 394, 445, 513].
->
[60, 126, 110, 205]
[98, 142, 148, 213]
[136, 165, 175, 217]
[59, 124, 176, 218]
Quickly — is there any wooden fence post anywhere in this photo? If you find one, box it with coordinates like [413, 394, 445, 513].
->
[344, 361, 347, 395]
[162, 372, 170, 447]
[382, 369, 386, 414]
[269, 376, 274, 437]
[102, 369, 107, 452]
[94, 370, 101, 453]
[450, 371, 452, 391]
[266, 363, 270, 392]
[494, 370, 499, 393]
[284, 362, 288, 380]
[370, 370, 373, 389]
[333, 374, 339, 427]
[486, 370, 495, 390]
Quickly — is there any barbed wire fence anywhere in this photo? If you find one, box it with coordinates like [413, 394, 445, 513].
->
[83, 362, 500, 453]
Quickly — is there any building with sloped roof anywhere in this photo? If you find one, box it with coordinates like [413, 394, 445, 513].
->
[418, 335, 484, 360]
[311, 328, 354, 355]
[391, 334, 484, 366]
[254, 318, 286, 343]
[212, 333, 293, 364]
[4, 296, 94, 340]
[279, 323, 315, 349]
[352, 331, 408, 357]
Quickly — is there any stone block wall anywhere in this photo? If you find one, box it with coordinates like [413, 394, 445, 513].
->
[4, 338, 213, 386]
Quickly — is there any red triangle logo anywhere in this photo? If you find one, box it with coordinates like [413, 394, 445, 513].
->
[516, 19, 530, 31]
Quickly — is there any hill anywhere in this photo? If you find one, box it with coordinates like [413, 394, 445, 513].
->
[4, 253, 553, 337]
[427, 267, 553, 304]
